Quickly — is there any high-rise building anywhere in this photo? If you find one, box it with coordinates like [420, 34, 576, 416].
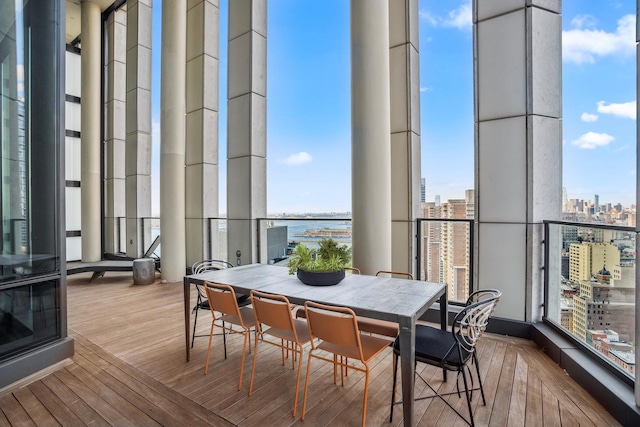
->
[421, 202, 442, 284]
[422, 190, 474, 302]
[572, 268, 635, 342]
[569, 242, 620, 283]
[594, 194, 600, 213]
[420, 178, 425, 203]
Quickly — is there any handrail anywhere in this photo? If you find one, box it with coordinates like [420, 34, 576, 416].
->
[543, 219, 635, 232]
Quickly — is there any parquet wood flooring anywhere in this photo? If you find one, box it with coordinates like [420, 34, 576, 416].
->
[0, 271, 622, 426]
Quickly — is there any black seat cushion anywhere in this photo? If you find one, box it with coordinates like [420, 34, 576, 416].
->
[236, 294, 251, 307]
[393, 324, 470, 368]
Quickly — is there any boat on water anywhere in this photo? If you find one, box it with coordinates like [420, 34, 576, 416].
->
[293, 227, 352, 238]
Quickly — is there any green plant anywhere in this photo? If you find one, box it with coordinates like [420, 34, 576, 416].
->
[287, 238, 351, 275]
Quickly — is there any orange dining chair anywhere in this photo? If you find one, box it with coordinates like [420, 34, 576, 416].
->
[302, 301, 390, 427]
[354, 270, 415, 339]
[375, 270, 414, 280]
[203, 282, 256, 391]
[344, 266, 361, 274]
[248, 291, 311, 416]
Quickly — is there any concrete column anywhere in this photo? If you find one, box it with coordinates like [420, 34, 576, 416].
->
[186, 0, 220, 265]
[160, 0, 187, 281]
[125, 0, 152, 258]
[104, 9, 127, 254]
[389, 0, 421, 276]
[351, 0, 392, 275]
[474, 0, 562, 321]
[80, 0, 102, 262]
[227, 0, 267, 266]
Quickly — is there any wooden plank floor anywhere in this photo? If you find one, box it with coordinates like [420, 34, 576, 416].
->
[0, 271, 622, 426]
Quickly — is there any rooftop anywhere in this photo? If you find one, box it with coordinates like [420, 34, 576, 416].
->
[0, 271, 622, 426]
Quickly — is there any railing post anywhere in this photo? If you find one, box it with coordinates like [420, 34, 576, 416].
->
[415, 218, 421, 280]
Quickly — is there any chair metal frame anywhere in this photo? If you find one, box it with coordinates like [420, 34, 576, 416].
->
[344, 266, 361, 274]
[248, 290, 311, 416]
[375, 270, 414, 280]
[191, 260, 250, 349]
[302, 301, 390, 427]
[389, 289, 501, 426]
[203, 282, 256, 391]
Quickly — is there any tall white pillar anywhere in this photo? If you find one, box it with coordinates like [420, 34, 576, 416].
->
[160, 0, 187, 281]
[126, 0, 153, 258]
[227, 0, 267, 266]
[105, 8, 127, 254]
[80, 0, 102, 262]
[389, 0, 421, 276]
[351, 0, 392, 275]
[186, 0, 220, 265]
[475, 0, 562, 321]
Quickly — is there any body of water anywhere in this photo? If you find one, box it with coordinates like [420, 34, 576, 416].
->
[271, 220, 352, 250]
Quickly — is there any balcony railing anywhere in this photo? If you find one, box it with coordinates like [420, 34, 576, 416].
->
[416, 218, 474, 304]
[543, 220, 637, 381]
[256, 217, 352, 265]
[111, 216, 475, 305]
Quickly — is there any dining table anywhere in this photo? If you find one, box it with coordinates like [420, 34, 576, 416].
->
[183, 263, 448, 426]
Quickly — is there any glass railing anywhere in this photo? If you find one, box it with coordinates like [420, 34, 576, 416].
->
[256, 217, 352, 266]
[142, 217, 160, 257]
[416, 218, 474, 304]
[113, 217, 228, 260]
[544, 220, 636, 380]
[111, 216, 159, 258]
[117, 216, 126, 255]
[207, 218, 228, 261]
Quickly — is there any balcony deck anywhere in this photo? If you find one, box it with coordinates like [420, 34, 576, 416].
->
[0, 271, 621, 426]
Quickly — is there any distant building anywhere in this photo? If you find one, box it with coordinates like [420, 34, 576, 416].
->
[560, 297, 574, 332]
[590, 333, 636, 376]
[420, 178, 425, 203]
[421, 202, 442, 284]
[569, 242, 620, 283]
[422, 190, 473, 302]
[573, 268, 635, 342]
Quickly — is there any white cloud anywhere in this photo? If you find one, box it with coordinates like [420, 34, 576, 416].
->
[571, 132, 615, 149]
[580, 112, 598, 122]
[419, 1, 471, 30]
[418, 10, 437, 27]
[282, 151, 312, 166]
[420, 86, 430, 93]
[596, 100, 636, 120]
[442, 2, 472, 30]
[570, 15, 598, 29]
[563, 14, 635, 64]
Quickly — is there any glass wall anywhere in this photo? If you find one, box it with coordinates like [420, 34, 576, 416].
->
[0, 0, 63, 363]
[545, 222, 636, 379]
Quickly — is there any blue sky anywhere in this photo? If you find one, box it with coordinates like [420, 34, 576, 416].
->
[151, 0, 637, 215]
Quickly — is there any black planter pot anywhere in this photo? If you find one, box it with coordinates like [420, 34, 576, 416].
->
[296, 269, 345, 286]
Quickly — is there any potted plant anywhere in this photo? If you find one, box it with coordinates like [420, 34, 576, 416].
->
[287, 238, 351, 286]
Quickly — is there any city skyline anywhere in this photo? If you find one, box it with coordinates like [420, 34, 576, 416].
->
[149, 0, 637, 215]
